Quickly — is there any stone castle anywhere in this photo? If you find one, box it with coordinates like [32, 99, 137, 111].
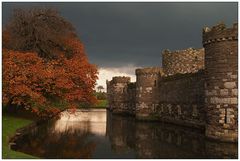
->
[106, 22, 238, 142]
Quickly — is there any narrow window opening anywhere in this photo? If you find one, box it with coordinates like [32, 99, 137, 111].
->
[153, 104, 156, 112]
[224, 108, 227, 124]
[154, 80, 157, 87]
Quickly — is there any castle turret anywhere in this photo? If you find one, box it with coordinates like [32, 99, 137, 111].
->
[106, 76, 131, 114]
[162, 48, 205, 76]
[203, 23, 238, 142]
[135, 67, 163, 120]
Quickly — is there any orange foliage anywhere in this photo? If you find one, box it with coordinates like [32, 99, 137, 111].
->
[3, 38, 98, 118]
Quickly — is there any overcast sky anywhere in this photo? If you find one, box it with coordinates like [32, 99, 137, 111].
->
[2, 2, 238, 89]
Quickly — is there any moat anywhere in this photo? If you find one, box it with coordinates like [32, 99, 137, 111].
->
[11, 109, 237, 159]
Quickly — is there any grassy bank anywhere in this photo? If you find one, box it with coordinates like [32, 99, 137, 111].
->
[94, 100, 108, 108]
[2, 115, 37, 159]
[78, 99, 108, 109]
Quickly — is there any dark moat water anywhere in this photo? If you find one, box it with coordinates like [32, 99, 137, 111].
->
[12, 109, 237, 159]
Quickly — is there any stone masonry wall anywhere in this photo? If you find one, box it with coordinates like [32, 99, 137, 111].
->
[107, 77, 136, 115]
[126, 82, 136, 115]
[162, 48, 204, 76]
[203, 23, 238, 142]
[106, 76, 131, 114]
[157, 71, 205, 128]
[135, 67, 163, 120]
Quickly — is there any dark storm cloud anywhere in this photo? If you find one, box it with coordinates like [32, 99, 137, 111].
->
[2, 2, 238, 68]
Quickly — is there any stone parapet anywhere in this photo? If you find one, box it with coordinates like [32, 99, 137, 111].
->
[111, 76, 131, 84]
[202, 23, 238, 46]
[136, 67, 163, 75]
[162, 48, 204, 76]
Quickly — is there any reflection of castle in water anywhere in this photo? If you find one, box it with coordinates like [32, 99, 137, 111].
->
[12, 110, 237, 159]
[106, 111, 237, 159]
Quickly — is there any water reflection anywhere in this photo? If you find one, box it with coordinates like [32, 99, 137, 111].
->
[12, 109, 237, 159]
[107, 112, 237, 159]
[54, 109, 106, 135]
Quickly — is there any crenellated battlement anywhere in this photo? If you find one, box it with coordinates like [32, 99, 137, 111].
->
[135, 67, 163, 75]
[110, 76, 131, 84]
[162, 48, 204, 56]
[202, 22, 238, 46]
[162, 48, 204, 76]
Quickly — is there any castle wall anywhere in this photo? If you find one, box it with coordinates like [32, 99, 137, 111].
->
[106, 22, 238, 143]
[107, 77, 136, 115]
[106, 77, 131, 114]
[157, 71, 205, 128]
[126, 83, 136, 115]
[203, 23, 238, 142]
[135, 67, 163, 120]
[162, 48, 204, 76]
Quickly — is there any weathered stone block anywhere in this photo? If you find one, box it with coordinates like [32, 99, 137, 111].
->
[214, 86, 220, 89]
[220, 89, 229, 96]
[223, 124, 230, 128]
[206, 90, 217, 96]
[224, 82, 236, 89]
[232, 89, 238, 96]
[230, 75, 237, 79]
[210, 97, 218, 104]
[219, 120, 224, 124]
[211, 97, 237, 104]
[230, 98, 237, 104]
[146, 87, 152, 92]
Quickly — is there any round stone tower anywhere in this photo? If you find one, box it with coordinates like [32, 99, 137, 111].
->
[135, 67, 163, 120]
[203, 23, 238, 142]
[107, 76, 131, 114]
[162, 48, 205, 76]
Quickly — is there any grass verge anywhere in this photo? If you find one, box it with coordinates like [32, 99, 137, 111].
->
[2, 115, 37, 159]
[92, 100, 108, 108]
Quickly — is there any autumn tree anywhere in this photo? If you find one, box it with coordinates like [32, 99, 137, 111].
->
[3, 8, 98, 118]
[3, 8, 76, 60]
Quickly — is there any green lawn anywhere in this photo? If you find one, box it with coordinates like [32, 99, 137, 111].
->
[2, 115, 37, 159]
[94, 100, 108, 108]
